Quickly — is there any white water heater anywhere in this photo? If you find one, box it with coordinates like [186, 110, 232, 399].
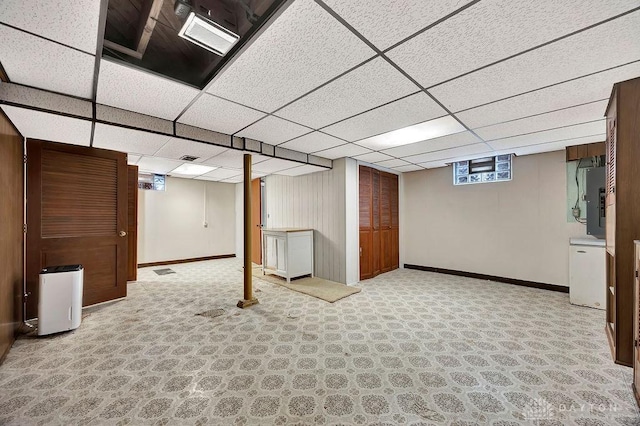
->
[38, 265, 84, 336]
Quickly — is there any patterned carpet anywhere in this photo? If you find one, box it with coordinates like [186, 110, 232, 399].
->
[0, 258, 638, 425]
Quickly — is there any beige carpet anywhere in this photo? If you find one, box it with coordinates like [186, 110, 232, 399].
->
[251, 266, 361, 303]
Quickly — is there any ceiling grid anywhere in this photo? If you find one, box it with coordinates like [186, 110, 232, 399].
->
[1, 0, 639, 176]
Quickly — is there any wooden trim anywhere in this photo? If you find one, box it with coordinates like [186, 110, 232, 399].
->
[135, 0, 164, 56]
[138, 254, 235, 268]
[403, 264, 570, 293]
[103, 40, 143, 60]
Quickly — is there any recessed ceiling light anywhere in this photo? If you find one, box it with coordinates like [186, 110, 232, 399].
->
[358, 116, 466, 150]
[178, 11, 240, 56]
[170, 163, 218, 176]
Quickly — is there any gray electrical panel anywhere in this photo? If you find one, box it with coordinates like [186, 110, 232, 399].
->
[585, 167, 606, 239]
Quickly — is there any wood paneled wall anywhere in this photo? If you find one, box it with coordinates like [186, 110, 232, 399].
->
[0, 110, 23, 364]
[264, 160, 347, 284]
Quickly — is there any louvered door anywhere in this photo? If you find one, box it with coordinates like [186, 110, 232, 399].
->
[26, 140, 128, 318]
[606, 89, 616, 257]
[359, 165, 399, 281]
[359, 167, 373, 280]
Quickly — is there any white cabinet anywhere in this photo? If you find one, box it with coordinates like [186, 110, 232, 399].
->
[569, 238, 606, 309]
[262, 229, 313, 282]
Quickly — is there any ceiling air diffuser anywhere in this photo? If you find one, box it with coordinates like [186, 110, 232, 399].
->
[178, 11, 240, 56]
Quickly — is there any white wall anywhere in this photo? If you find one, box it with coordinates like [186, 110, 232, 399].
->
[264, 159, 348, 284]
[138, 176, 236, 264]
[402, 150, 587, 286]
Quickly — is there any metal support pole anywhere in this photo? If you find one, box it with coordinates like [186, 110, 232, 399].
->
[238, 154, 258, 308]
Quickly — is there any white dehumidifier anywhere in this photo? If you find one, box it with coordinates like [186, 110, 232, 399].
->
[38, 265, 84, 336]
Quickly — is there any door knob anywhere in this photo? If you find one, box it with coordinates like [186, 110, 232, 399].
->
[119, 231, 127, 237]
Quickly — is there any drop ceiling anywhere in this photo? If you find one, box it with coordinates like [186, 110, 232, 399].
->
[1, 0, 639, 180]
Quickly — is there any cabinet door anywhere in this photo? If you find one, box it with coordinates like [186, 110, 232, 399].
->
[276, 237, 286, 272]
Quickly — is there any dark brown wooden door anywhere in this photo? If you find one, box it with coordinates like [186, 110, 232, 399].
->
[359, 167, 373, 279]
[251, 178, 262, 265]
[26, 140, 128, 318]
[359, 165, 399, 281]
[127, 165, 138, 281]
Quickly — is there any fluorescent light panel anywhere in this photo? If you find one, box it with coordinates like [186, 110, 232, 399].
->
[178, 12, 239, 56]
[357, 115, 466, 150]
[171, 163, 217, 176]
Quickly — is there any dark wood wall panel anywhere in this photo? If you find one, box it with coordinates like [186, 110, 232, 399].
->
[359, 165, 399, 281]
[127, 165, 138, 281]
[0, 111, 23, 364]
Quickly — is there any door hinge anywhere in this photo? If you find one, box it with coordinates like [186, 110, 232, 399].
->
[23, 224, 27, 234]
[636, 270, 639, 278]
[635, 339, 638, 348]
[23, 155, 27, 164]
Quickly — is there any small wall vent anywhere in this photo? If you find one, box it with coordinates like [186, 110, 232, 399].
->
[180, 155, 199, 162]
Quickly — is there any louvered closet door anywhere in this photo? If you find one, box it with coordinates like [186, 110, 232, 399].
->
[359, 166, 373, 280]
[380, 172, 393, 273]
[26, 140, 128, 318]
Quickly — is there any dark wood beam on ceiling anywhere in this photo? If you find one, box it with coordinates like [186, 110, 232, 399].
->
[135, 0, 164, 56]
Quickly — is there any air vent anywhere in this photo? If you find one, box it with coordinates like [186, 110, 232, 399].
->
[180, 155, 200, 162]
[178, 11, 240, 56]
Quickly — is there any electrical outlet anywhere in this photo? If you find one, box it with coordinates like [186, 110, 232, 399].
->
[572, 207, 581, 218]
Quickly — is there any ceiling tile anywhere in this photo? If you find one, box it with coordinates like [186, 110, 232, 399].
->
[357, 116, 466, 151]
[322, 0, 470, 50]
[275, 57, 419, 128]
[1, 105, 91, 146]
[253, 158, 301, 173]
[279, 132, 345, 153]
[93, 123, 171, 155]
[388, 0, 639, 89]
[153, 138, 228, 162]
[221, 175, 244, 183]
[275, 164, 327, 176]
[0, 26, 94, 99]
[202, 149, 269, 169]
[127, 154, 141, 164]
[177, 94, 266, 135]
[0, 0, 101, 54]
[375, 158, 411, 168]
[488, 121, 606, 151]
[136, 156, 184, 174]
[474, 100, 609, 141]
[313, 143, 371, 159]
[206, 0, 375, 112]
[429, 10, 640, 112]
[201, 168, 242, 180]
[353, 152, 395, 163]
[455, 61, 640, 129]
[393, 164, 424, 172]
[322, 92, 447, 142]
[236, 116, 310, 145]
[510, 135, 606, 156]
[413, 144, 493, 165]
[420, 161, 449, 169]
[97, 59, 200, 120]
[381, 131, 481, 158]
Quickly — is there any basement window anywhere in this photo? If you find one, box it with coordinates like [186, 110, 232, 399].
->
[453, 154, 512, 185]
[138, 173, 166, 191]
